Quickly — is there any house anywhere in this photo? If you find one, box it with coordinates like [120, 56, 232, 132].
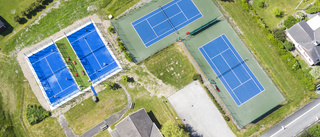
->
[0, 20, 5, 32]
[286, 14, 320, 65]
[111, 108, 163, 137]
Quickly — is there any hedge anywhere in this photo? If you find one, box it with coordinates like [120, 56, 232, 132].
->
[26, 105, 50, 125]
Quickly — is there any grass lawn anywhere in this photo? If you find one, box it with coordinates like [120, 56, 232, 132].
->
[98, 0, 141, 18]
[94, 130, 112, 137]
[252, 0, 310, 29]
[216, 0, 318, 136]
[55, 37, 91, 90]
[65, 87, 127, 135]
[144, 43, 197, 89]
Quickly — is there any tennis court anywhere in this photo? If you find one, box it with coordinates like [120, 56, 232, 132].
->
[132, 0, 202, 47]
[199, 34, 264, 106]
[67, 23, 120, 83]
[28, 44, 79, 106]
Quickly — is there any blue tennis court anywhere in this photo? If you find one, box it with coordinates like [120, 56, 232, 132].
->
[67, 23, 120, 83]
[28, 44, 79, 106]
[132, 0, 202, 47]
[199, 34, 264, 106]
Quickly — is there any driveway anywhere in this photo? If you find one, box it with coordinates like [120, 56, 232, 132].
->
[168, 81, 235, 137]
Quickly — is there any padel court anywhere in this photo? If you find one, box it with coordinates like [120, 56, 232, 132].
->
[28, 44, 79, 106]
[199, 34, 264, 106]
[132, 0, 202, 47]
[67, 23, 119, 83]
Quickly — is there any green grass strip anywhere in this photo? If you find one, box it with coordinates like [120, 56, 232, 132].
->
[55, 37, 91, 90]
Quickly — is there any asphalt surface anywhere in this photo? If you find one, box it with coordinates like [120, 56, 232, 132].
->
[262, 97, 320, 137]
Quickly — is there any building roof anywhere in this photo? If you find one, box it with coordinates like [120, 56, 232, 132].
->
[287, 14, 320, 64]
[0, 20, 4, 27]
[113, 108, 163, 137]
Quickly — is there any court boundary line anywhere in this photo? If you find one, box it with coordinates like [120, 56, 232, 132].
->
[219, 54, 242, 84]
[48, 83, 77, 100]
[45, 58, 63, 92]
[232, 78, 252, 91]
[220, 34, 266, 106]
[69, 29, 97, 44]
[198, 34, 265, 106]
[201, 47, 242, 105]
[30, 47, 57, 65]
[146, 20, 159, 37]
[83, 38, 103, 68]
[131, 0, 203, 47]
[88, 61, 116, 77]
[150, 11, 183, 29]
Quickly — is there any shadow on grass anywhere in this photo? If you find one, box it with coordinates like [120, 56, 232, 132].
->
[148, 110, 161, 129]
[0, 16, 13, 37]
[252, 105, 283, 124]
[185, 124, 203, 137]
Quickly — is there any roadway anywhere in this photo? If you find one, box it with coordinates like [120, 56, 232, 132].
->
[262, 97, 320, 137]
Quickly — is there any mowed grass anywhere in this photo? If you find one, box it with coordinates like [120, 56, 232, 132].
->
[65, 88, 127, 135]
[0, 55, 64, 136]
[98, 0, 141, 17]
[252, 0, 310, 28]
[144, 43, 197, 89]
[94, 130, 112, 137]
[217, 0, 317, 136]
[55, 37, 91, 90]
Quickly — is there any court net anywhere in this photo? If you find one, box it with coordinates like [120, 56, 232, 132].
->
[216, 59, 248, 78]
[80, 45, 105, 59]
[159, 6, 178, 34]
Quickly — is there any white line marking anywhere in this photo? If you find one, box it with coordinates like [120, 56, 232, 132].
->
[83, 38, 102, 69]
[270, 103, 320, 137]
[146, 20, 158, 36]
[48, 84, 77, 99]
[232, 78, 252, 91]
[176, 3, 188, 19]
[45, 58, 63, 91]
[89, 61, 116, 77]
[210, 48, 230, 60]
[70, 29, 96, 44]
[220, 54, 242, 84]
[31, 51, 56, 65]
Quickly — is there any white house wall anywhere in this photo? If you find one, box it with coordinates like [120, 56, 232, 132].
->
[287, 32, 314, 65]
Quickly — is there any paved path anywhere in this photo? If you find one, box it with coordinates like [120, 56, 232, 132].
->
[262, 97, 320, 137]
[80, 84, 131, 137]
[58, 115, 77, 137]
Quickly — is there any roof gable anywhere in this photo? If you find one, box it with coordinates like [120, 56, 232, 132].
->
[287, 21, 314, 43]
[307, 14, 320, 30]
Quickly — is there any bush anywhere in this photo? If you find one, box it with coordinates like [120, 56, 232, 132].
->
[224, 115, 230, 121]
[122, 75, 128, 82]
[124, 51, 133, 62]
[305, 5, 320, 14]
[116, 37, 121, 42]
[108, 27, 116, 34]
[118, 42, 126, 52]
[204, 87, 225, 115]
[257, 0, 265, 8]
[272, 7, 283, 17]
[104, 81, 120, 90]
[26, 105, 50, 125]
[284, 41, 294, 51]
[284, 16, 298, 29]
[14, 15, 21, 22]
[160, 120, 189, 137]
[21, 11, 26, 17]
[272, 28, 286, 42]
[192, 74, 203, 84]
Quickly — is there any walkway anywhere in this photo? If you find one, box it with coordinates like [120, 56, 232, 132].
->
[80, 84, 131, 137]
[262, 96, 320, 137]
[58, 115, 77, 137]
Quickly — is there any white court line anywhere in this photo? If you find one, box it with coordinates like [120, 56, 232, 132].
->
[31, 50, 56, 65]
[176, 3, 188, 19]
[146, 20, 158, 37]
[70, 29, 96, 44]
[210, 48, 230, 60]
[144, 13, 201, 45]
[201, 47, 242, 104]
[44, 58, 63, 91]
[221, 36, 263, 91]
[220, 54, 242, 84]
[48, 83, 76, 99]
[89, 61, 116, 77]
[151, 11, 183, 28]
[232, 78, 251, 91]
[83, 38, 102, 69]
[270, 103, 320, 137]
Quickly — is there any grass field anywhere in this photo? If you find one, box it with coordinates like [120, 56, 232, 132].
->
[65, 87, 127, 135]
[55, 37, 91, 90]
[94, 130, 112, 137]
[216, 0, 317, 135]
[144, 43, 197, 89]
[252, 0, 310, 28]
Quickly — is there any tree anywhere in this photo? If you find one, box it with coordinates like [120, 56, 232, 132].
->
[284, 16, 298, 28]
[124, 51, 133, 62]
[14, 15, 21, 23]
[272, 7, 283, 17]
[26, 104, 50, 125]
[257, 0, 265, 8]
[108, 27, 116, 34]
[160, 120, 189, 137]
[122, 75, 128, 82]
[272, 28, 286, 42]
[192, 74, 203, 84]
[284, 41, 294, 51]
[21, 11, 26, 17]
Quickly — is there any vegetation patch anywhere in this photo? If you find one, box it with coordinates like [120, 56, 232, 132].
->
[26, 104, 50, 125]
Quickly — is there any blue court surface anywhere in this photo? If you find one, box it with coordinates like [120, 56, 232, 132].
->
[67, 23, 120, 83]
[132, 0, 202, 47]
[28, 44, 79, 106]
[199, 34, 264, 106]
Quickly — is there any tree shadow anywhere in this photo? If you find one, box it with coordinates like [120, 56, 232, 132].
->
[252, 105, 283, 123]
[19, 18, 28, 24]
[0, 16, 13, 37]
[185, 124, 203, 137]
[128, 77, 135, 83]
[148, 110, 162, 129]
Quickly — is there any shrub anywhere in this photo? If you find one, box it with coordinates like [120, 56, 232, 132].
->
[284, 41, 294, 51]
[14, 15, 21, 22]
[124, 51, 133, 62]
[272, 28, 286, 42]
[272, 7, 283, 17]
[116, 37, 121, 42]
[192, 74, 203, 84]
[306, 5, 320, 14]
[204, 87, 225, 114]
[26, 105, 50, 125]
[118, 42, 126, 52]
[160, 120, 189, 137]
[21, 11, 26, 17]
[104, 81, 120, 90]
[108, 27, 116, 34]
[122, 75, 128, 82]
[257, 0, 265, 8]
[284, 16, 298, 29]
[224, 115, 230, 121]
